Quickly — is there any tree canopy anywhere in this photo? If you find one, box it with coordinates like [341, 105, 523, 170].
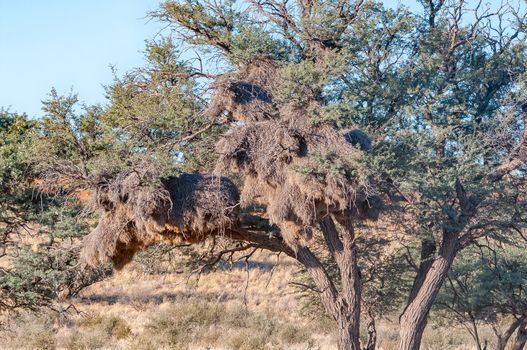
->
[1, 1, 527, 350]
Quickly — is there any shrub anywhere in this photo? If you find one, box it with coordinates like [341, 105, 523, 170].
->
[79, 314, 131, 340]
[0, 313, 57, 350]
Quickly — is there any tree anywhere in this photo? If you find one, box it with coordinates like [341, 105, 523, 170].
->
[149, 1, 527, 349]
[0, 109, 108, 314]
[28, 0, 527, 349]
[382, 3, 527, 346]
[0, 110, 33, 254]
[436, 242, 527, 350]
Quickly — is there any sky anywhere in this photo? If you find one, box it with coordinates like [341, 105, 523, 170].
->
[0, 0, 421, 119]
[0, 1, 163, 118]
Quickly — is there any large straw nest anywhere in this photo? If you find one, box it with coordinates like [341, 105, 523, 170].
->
[204, 57, 280, 122]
[215, 119, 380, 248]
[207, 56, 381, 248]
[80, 167, 239, 269]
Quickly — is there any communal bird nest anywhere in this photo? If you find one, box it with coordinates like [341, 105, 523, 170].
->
[204, 58, 280, 122]
[209, 56, 381, 248]
[80, 167, 239, 269]
[215, 120, 380, 247]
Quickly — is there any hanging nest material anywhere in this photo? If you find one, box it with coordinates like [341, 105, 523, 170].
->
[204, 57, 280, 122]
[207, 55, 381, 249]
[215, 119, 380, 248]
[80, 167, 239, 269]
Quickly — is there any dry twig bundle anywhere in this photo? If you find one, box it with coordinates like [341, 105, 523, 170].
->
[210, 57, 380, 248]
[204, 58, 280, 122]
[81, 166, 239, 269]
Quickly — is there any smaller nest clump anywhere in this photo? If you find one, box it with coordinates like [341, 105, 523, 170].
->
[204, 58, 281, 122]
[215, 120, 380, 247]
[81, 168, 239, 269]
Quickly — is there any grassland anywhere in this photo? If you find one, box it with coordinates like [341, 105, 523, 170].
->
[0, 250, 502, 349]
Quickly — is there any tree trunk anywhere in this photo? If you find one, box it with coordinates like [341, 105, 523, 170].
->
[295, 245, 360, 350]
[496, 337, 506, 350]
[328, 215, 362, 350]
[336, 259, 361, 350]
[398, 232, 458, 350]
[407, 238, 436, 303]
[495, 316, 527, 350]
[365, 314, 377, 350]
[469, 315, 484, 350]
[337, 312, 360, 350]
[512, 318, 527, 350]
[335, 248, 361, 350]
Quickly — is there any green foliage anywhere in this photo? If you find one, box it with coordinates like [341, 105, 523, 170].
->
[35, 203, 92, 240]
[437, 242, 527, 321]
[0, 110, 110, 313]
[0, 246, 110, 312]
[230, 25, 289, 63]
[34, 38, 220, 185]
[34, 89, 129, 183]
[155, 0, 288, 64]
[0, 249, 58, 311]
[158, 0, 236, 51]
[0, 110, 34, 235]
[0, 111, 110, 313]
[0, 110, 33, 184]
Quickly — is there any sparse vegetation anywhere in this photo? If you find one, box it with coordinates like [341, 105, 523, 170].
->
[1, 0, 527, 349]
[133, 298, 310, 350]
[79, 315, 131, 340]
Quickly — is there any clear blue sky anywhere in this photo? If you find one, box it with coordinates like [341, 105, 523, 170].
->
[0, 0, 420, 119]
[0, 1, 162, 118]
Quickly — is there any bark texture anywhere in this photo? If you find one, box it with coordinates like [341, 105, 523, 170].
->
[399, 232, 458, 350]
[513, 319, 527, 350]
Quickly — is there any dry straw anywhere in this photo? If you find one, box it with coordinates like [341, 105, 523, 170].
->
[212, 57, 380, 248]
[81, 165, 239, 269]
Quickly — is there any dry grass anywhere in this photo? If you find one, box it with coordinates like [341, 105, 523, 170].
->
[0, 250, 508, 349]
[128, 298, 314, 350]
